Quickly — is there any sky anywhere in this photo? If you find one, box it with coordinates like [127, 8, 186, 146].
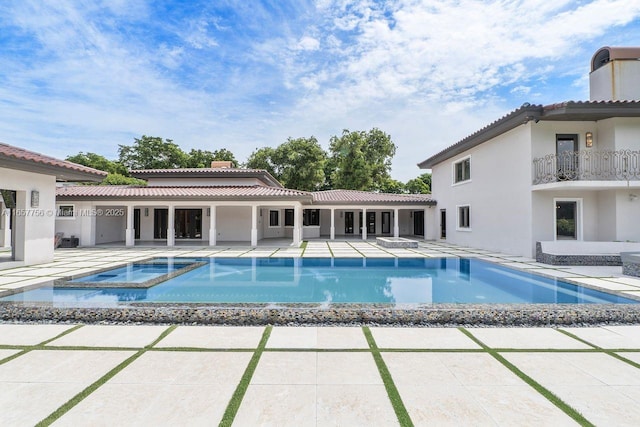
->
[1, 0, 640, 182]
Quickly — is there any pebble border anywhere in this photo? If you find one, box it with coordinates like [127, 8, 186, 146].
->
[3, 302, 640, 326]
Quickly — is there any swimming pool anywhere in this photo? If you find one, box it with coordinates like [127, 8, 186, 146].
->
[2, 257, 637, 305]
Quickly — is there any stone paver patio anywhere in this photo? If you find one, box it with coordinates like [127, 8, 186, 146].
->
[2, 241, 640, 424]
[1, 323, 640, 425]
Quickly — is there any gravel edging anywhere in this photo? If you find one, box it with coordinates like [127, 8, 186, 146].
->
[3, 303, 640, 326]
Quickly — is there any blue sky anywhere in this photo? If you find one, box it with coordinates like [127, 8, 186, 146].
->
[1, 0, 640, 182]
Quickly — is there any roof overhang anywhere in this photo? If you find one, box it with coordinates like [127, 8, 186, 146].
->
[0, 155, 106, 182]
[130, 169, 283, 188]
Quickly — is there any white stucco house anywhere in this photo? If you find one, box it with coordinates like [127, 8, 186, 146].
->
[0, 143, 106, 267]
[55, 161, 436, 247]
[419, 46, 640, 259]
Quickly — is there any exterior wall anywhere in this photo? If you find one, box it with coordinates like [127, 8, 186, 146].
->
[615, 190, 640, 242]
[531, 120, 598, 159]
[597, 191, 617, 241]
[216, 206, 252, 242]
[590, 60, 640, 101]
[613, 117, 640, 150]
[431, 125, 533, 257]
[144, 177, 265, 187]
[531, 190, 600, 244]
[1, 167, 57, 265]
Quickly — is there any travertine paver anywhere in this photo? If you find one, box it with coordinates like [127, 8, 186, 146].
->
[0, 350, 133, 427]
[0, 324, 76, 345]
[155, 325, 264, 349]
[562, 325, 640, 348]
[233, 385, 316, 426]
[370, 327, 481, 349]
[316, 327, 369, 349]
[267, 326, 319, 348]
[503, 352, 640, 426]
[468, 328, 592, 349]
[55, 351, 251, 426]
[316, 384, 398, 426]
[46, 325, 169, 348]
[0, 349, 21, 361]
[383, 352, 576, 426]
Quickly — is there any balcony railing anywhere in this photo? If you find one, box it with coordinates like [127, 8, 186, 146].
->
[532, 150, 640, 185]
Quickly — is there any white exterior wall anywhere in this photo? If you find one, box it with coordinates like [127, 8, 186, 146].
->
[1, 167, 57, 265]
[590, 60, 640, 101]
[615, 190, 640, 242]
[431, 125, 533, 257]
[216, 206, 252, 242]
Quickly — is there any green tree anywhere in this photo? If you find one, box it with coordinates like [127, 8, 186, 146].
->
[118, 135, 188, 170]
[187, 148, 238, 168]
[101, 173, 147, 186]
[245, 147, 277, 177]
[379, 179, 405, 194]
[271, 137, 326, 191]
[66, 152, 128, 176]
[405, 173, 432, 194]
[329, 128, 397, 191]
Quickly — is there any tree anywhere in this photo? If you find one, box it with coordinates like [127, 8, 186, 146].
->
[245, 147, 277, 177]
[379, 179, 405, 194]
[329, 128, 397, 191]
[271, 137, 326, 191]
[118, 135, 188, 170]
[101, 173, 147, 186]
[405, 173, 432, 194]
[66, 152, 128, 176]
[187, 148, 238, 168]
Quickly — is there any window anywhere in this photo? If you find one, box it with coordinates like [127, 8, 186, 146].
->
[453, 157, 471, 184]
[284, 209, 294, 227]
[457, 205, 470, 229]
[269, 210, 279, 227]
[57, 205, 74, 218]
[303, 209, 320, 226]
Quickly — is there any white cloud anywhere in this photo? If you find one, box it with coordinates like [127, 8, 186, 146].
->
[296, 36, 320, 51]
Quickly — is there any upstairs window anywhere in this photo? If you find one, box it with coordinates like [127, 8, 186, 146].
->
[454, 157, 471, 184]
[57, 205, 75, 218]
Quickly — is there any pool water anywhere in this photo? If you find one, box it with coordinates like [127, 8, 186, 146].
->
[70, 262, 191, 284]
[2, 258, 637, 305]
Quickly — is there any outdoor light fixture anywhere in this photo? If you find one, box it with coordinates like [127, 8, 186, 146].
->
[585, 131, 593, 147]
[30, 190, 39, 208]
[630, 194, 638, 202]
[144, 208, 149, 216]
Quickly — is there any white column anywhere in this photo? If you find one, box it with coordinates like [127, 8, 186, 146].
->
[424, 209, 428, 241]
[330, 208, 335, 240]
[251, 205, 258, 246]
[0, 205, 9, 248]
[393, 208, 399, 238]
[167, 206, 175, 247]
[125, 204, 134, 247]
[362, 208, 367, 240]
[293, 205, 301, 246]
[209, 205, 216, 246]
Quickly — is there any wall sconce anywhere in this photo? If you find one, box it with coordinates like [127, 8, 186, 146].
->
[144, 208, 149, 217]
[206, 208, 210, 216]
[585, 131, 593, 148]
[30, 190, 39, 208]
[630, 194, 638, 202]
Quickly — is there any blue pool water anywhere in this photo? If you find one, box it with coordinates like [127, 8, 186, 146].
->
[2, 258, 637, 305]
[70, 262, 190, 284]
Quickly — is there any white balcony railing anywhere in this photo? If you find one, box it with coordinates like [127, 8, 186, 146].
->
[532, 150, 640, 185]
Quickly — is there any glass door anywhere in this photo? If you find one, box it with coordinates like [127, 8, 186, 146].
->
[556, 134, 578, 180]
[381, 212, 391, 234]
[367, 212, 376, 234]
[344, 212, 354, 234]
[556, 201, 577, 240]
[134, 208, 141, 239]
[414, 211, 424, 236]
[440, 209, 446, 239]
[154, 209, 168, 239]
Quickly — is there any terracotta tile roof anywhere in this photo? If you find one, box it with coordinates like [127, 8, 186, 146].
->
[312, 189, 435, 205]
[132, 168, 268, 174]
[56, 185, 312, 200]
[0, 142, 107, 180]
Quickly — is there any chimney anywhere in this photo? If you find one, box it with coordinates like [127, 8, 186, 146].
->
[590, 46, 640, 101]
[211, 160, 233, 168]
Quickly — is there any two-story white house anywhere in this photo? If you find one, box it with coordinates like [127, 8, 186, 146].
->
[419, 47, 640, 260]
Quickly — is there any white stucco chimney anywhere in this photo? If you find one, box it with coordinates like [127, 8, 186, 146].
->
[590, 46, 640, 101]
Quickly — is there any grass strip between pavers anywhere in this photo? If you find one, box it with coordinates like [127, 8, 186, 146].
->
[459, 327, 595, 427]
[219, 325, 272, 427]
[362, 326, 414, 427]
[325, 241, 334, 257]
[35, 325, 178, 427]
[556, 329, 640, 370]
[0, 324, 84, 366]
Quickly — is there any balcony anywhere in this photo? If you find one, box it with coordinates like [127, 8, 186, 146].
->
[532, 150, 640, 185]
